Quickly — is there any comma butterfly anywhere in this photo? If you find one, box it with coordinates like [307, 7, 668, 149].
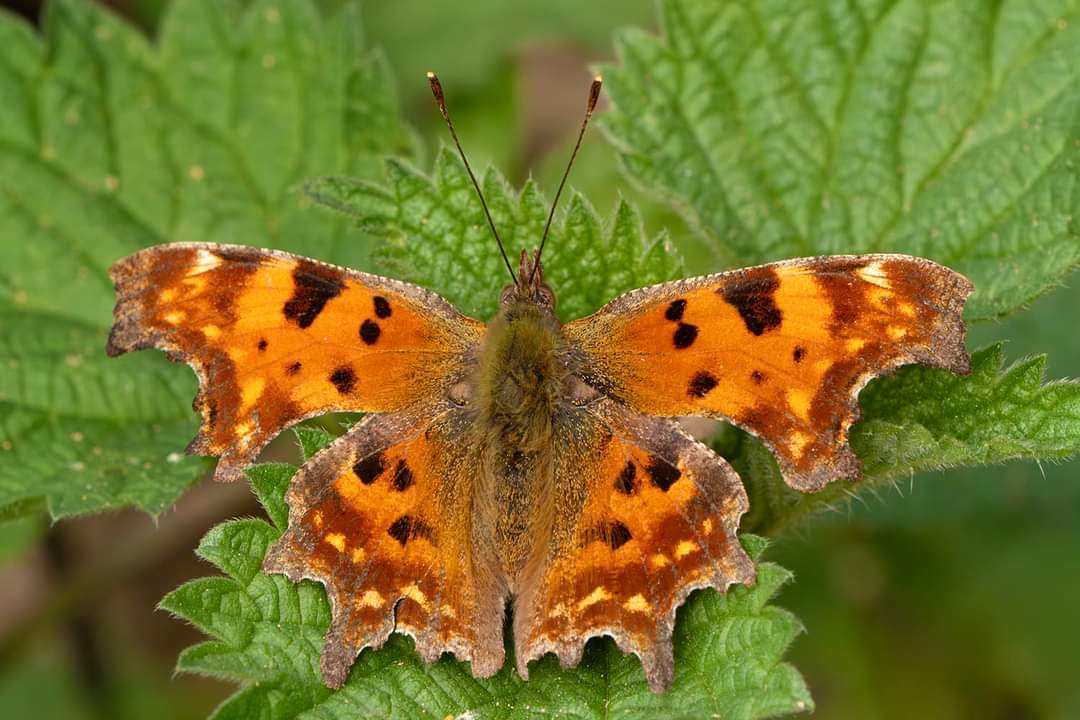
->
[106, 74, 971, 691]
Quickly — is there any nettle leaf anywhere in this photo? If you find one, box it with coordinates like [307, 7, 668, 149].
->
[0, 0, 411, 518]
[163, 440, 811, 720]
[601, 0, 1080, 320]
[303, 146, 684, 321]
[729, 343, 1080, 535]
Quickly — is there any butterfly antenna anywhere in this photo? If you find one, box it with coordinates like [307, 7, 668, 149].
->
[531, 75, 603, 283]
[427, 71, 517, 285]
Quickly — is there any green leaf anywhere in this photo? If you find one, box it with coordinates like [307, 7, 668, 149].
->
[303, 146, 684, 321]
[731, 344, 1080, 535]
[293, 426, 335, 463]
[163, 462, 811, 719]
[0, 0, 412, 518]
[600, 0, 1080, 320]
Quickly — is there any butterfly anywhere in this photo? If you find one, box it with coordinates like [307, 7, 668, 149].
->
[106, 73, 972, 692]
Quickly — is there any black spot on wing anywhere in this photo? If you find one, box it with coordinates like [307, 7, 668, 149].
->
[359, 319, 381, 345]
[387, 515, 434, 546]
[688, 371, 718, 398]
[609, 522, 632, 550]
[719, 269, 783, 335]
[283, 260, 346, 329]
[665, 299, 686, 322]
[391, 460, 415, 492]
[614, 461, 637, 494]
[673, 322, 698, 349]
[583, 521, 633, 550]
[647, 454, 681, 491]
[793, 345, 806, 363]
[329, 366, 357, 394]
[257, 338, 268, 351]
[751, 369, 766, 384]
[286, 361, 302, 375]
[353, 452, 385, 485]
[373, 296, 392, 319]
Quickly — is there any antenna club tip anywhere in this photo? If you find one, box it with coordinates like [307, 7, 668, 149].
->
[594, 74, 603, 83]
[426, 70, 436, 79]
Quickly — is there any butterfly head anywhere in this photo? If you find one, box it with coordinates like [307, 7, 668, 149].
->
[500, 248, 555, 311]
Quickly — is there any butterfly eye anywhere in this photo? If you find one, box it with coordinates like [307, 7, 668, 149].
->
[448, 380, 473, 407]
[499, 285, 515, 306]
[537, 285, 556, 310]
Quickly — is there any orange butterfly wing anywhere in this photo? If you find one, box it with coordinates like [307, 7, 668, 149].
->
[107, 243, 484, 481]
[263, 401, 504, 688]
[564, 255, 971, 491]
[514, 399, 754, 691]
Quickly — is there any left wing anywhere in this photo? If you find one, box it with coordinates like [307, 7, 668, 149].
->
[107, 243, 484, 481]
[263, 401, 505, 688]
[564, 255, 971, 491]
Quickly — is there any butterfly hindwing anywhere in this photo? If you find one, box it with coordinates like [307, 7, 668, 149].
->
[565, 254, 972, 491]
[107, 243, 484, 481]
[263, 401, 505, 687]
[513, 399, 754, 691]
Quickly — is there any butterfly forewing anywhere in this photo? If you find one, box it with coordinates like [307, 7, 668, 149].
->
[564, 254, 972, 491]
[107, 243, 484, 481]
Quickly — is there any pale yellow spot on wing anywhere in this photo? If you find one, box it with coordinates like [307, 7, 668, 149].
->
[324, 532, 345, 552]
[789, 430, 812, 460]
[887, 325, 908, 340]
[440, 604, 457, 619]
[702, 517, 714, 535]
[896, 300, 917, 317]
[856, 261, 891, 289]
[548, 602, 569, 619]
[159, 288, 177, 303]
[163, 311, 186, 325]
[846, 338, 866, 352]
[576, 586, 612, 612]
[359, 590, 384, 608]
[233, 421, 254, 450]
[650, 553, 670, 568]
[674, 540, 700, 560]
[401, 583, 430, 610]
[787, 387, 812, 421]
[241, 377, 266, 410]
[623, 593, 651, 612]
[201, 325, 221, 339]
[311, 510, 324, 528]
[350, 547, 366, 564]
[193, 249, 221, 273]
